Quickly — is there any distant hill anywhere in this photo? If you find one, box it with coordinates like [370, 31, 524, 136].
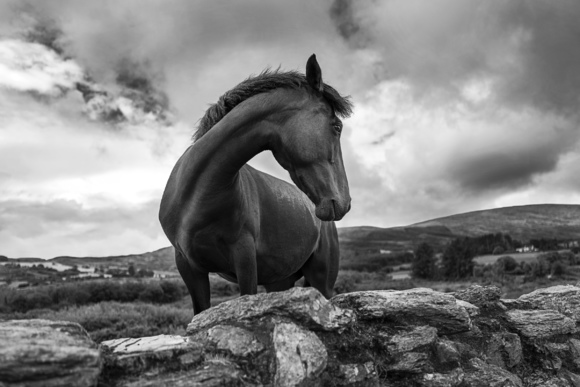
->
[5, 204, 579, 267]
[338, 204, 580, 254]
[8, 247, 176, 273]
[411, 204, 580, 241]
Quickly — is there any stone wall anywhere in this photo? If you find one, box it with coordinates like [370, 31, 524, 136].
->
[4, 284, 580, 386]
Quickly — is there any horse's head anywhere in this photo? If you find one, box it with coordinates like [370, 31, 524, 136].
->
[272, 55, 351, 221]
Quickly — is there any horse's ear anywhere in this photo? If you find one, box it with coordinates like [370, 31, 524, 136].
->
[306, 54, 323, 92]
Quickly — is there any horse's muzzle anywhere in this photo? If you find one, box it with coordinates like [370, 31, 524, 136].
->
[315, 198, 350, 221]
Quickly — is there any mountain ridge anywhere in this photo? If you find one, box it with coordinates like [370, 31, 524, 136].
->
[4, 204, 579, 268]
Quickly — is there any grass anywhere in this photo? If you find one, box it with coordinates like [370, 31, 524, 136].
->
[474, 252, 542, 265]
[4, 301, 193, 343]
[473, 249, 573, 265]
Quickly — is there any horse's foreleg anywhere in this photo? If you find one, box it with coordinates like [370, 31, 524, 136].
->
[175, 250, 210, 315]
[232, 236, 258, 296]
[301, 223, 339, 298]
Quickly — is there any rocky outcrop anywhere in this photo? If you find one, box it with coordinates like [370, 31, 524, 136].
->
[0, 319, 101, 387]
[5, 284, 580, 386]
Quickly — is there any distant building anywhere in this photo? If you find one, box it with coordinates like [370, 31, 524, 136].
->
[153, 271, 179, 279]
[379, 249, 392, 254]
[516, 245, 537, 253]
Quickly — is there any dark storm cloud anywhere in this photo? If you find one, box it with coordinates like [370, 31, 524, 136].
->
[451, 150, 559, 192]
[330, 0, 580, 113]
[447, 122, 579, 192]
[5, 0, 344, 123]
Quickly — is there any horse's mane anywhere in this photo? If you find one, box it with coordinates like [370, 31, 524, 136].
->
[193, 69, 353, 141]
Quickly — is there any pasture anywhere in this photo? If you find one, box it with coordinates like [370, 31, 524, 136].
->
[474, 251, 542, 265]
[474, 249, 574, 265]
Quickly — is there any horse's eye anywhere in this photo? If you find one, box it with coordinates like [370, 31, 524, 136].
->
[333, 124, 342, 133]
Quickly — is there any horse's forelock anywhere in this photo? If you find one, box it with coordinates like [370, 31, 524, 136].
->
[193, 70, 352, 142]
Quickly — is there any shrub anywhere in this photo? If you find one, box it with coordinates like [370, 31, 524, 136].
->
[495, 256, 518, 272]
[412, 242, 435, 279]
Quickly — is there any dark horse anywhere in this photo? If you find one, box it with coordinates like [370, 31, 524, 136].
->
[159, 55, 353, 315]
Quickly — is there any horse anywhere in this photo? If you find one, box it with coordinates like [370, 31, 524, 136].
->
[159, 55, 353, 315]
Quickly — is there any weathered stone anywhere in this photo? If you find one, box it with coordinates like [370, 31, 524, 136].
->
[385, 326, 438, 355]
[435, 339, 460, 365]
[193, 325, 264, 357]
[560, 369, 580, 386]
[569, 339, 580, 369]
[453, 285, 501, 307]
[545, 343, 568, 369]
[272, 322, 327, 386]
[419, 369, 465, 387]
[523, 372, 573, 387]
[500, 298, 535, 310]
[386, 352, 432, 373]
[505, 309, 576, 338]
[187, 287, 354, 334]
[101, 334, 203, 376]
[337, 362, 377, 385]
[456, 299, 480, 317]
[519, 285, 580, 322]
[122, 361, 244, 387]
[332, 288, 472, 334]
[0, 319, 101, 387]
[486, 332, 522, 369]
[463, 358, 523, 387]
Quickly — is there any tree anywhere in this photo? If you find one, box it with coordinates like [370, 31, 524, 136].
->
[441, 238, 475, 280]
[412, 242, 435, 279]
[492, 246, 505, 255]
[128, 263, 136, 276]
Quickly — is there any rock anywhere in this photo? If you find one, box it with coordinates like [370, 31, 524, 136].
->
[463, 358, 523, 387]
[560, 369, 580, 386]
[485, 332, 522, 369]
[122, 361, 244, 387]
[101, 334, 203, 377]
[519, 285, 580, 322]
[332, 288, 472, 334]
[419, 369, 465, 387]
[386, 352, 432, 374]
[187, 287, 354, 334]
[384, 326, 438, 355]
[435, 339, 460, 365]
[569, 339, 580, 369]
[505, 309, 576, 338]
[272, 322, 327, 386]
[192, 325, 264, 357]
[0, 319, 101, 387]
[337, 362, 377, 385]
[523, 372, 574, 387]
[456, 300, 480, 317]
[453, 285, 501, 307]
[500, 298, 532, 310]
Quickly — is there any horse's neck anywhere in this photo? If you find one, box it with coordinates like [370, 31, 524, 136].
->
[181, 99, 279, 193]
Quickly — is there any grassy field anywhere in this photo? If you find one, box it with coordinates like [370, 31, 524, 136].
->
[474, 252, 542, 265]
[3, 258, 580, 344]
[474, 250, 572, 265]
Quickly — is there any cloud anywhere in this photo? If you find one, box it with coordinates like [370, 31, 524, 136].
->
[0, 198, 166, 258]
[1, 0, 580, 258]
[0, 38, 83, 95]
[343, 79, 580, 226]
[331, 0, 580, 114]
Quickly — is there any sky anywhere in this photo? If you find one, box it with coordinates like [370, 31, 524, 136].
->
[1, 0, 579, 258]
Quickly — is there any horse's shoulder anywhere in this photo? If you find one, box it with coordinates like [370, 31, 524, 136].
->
[241, 165, 309, 202]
